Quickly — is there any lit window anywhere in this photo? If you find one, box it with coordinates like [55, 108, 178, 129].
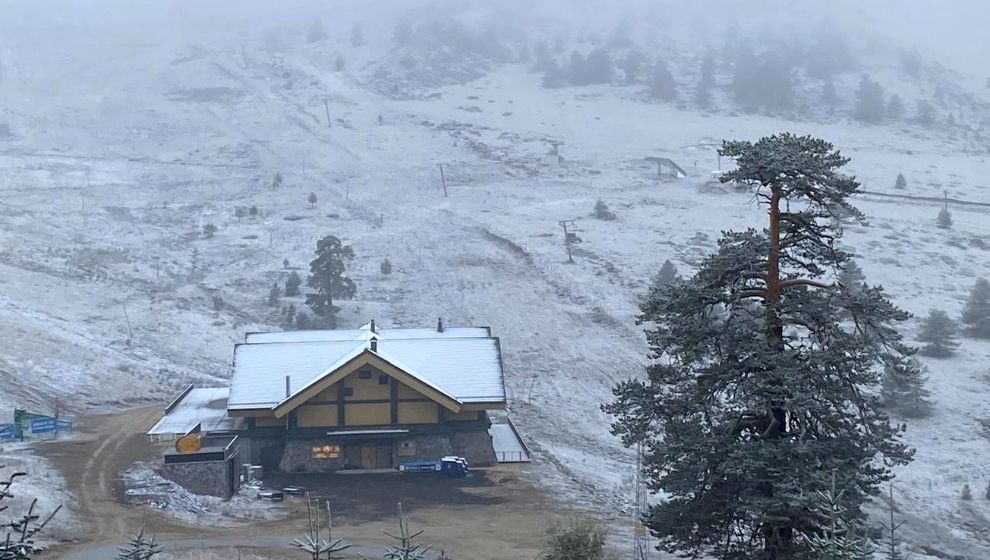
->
[312, 444, 341, 459]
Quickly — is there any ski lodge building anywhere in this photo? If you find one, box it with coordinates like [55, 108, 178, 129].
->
[148, 321, 526, 496]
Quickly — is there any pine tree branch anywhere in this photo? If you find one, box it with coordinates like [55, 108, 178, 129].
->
[779, 278, 836, 290]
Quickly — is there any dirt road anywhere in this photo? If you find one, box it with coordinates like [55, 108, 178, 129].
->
[37, 406, 587, 560]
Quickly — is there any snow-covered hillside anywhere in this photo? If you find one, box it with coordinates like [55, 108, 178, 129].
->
[1, 2, 989, 557]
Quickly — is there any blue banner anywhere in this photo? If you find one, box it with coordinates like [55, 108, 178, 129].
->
[29, 417, 57, 434]
[0, 424, 14, 440]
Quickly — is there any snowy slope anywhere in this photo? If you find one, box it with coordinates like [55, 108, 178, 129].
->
[1, 3, 989, 557]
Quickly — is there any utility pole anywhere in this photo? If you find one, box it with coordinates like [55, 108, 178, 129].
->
[122, 302, 133, 347]
[436, 163, 449, 198]
[324, 100, 332, 128]
[557, 219, 577, 263]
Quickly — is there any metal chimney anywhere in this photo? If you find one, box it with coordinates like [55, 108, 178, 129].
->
[437, 317, 444, 333]
[370, 319, 376, 333]
[370, 338, 378, 352]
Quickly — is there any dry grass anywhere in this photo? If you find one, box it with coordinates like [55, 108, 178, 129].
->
[159, 548, 281, 560]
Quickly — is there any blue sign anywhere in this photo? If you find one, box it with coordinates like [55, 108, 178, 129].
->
[56, 419, 72, 431]
[29, 417, 57, 434]
[0, 424, 14, 440]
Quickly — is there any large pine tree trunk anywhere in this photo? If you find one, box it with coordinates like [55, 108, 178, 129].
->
[764, 184, 792, 559]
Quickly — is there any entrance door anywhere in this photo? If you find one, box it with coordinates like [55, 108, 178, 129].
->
[376, 444, 393, 469]
[361, 445, 377, 469]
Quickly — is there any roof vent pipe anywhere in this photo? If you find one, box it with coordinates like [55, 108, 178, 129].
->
[437, 317, 444, 333]
[370, 338, 378, 352]
[285, 375, 291, 398]
[370, 319, 376, 333]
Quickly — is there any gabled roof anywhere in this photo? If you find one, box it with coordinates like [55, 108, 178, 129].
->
[227, 326, 506, 412]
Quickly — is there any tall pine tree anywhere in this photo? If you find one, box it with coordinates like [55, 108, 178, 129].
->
[305, 235, 356, 327]
[653, 259, 678, 286]
[854, 74, 886, 123]
[606, 134, 913, 559]
[881, 357, 931, 418]
[650, 58, 676, 102]
[962, 278, 990, 338]
[917, 308, 959, 357]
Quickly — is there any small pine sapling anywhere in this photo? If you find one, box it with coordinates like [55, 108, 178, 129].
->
[272, 171, 283, 189]
[285, 271, 303, 297]
[592, 200, 616, 220]
[798, 473, 873, 560]
[249, 205, 259, 218]
[202, 223, 218, 238]
[380, 258, 393, 278]
[280, 304, 297, 329]
[384, 503, 430, 560]
[879, 486, 906, 560]
[115, 525, 163, 560]
[291, 496, 350, 560]
[962, 484, 973, 501]
[283, 258, 290, 269]
[267, 283, 282, 306]
[895, 173, 907, 189]
[937, 205, 952, 229]
[211, 295, 225, 312]
[308, 192, 318, 208]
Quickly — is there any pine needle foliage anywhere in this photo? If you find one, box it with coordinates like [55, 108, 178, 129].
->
[962, 278, 990, 338]
[115, 525, 162, 560]
[605, 134, 914, 559]
[537, 518, 610, 560]
[382, 503, 430, 560]
[291, 496, 350, 560]
[917, 308, 959, 357]
[305, 235, 356, 325]
[798, 473, 874, 559]
[879, 486, 907, 560]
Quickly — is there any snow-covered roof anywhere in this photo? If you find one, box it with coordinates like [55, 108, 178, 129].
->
[147, 387, 244, 436]
[244, 324, 491, 344]
[228, 328, 506, 411]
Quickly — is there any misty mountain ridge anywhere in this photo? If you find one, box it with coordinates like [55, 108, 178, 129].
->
[1, 2, 990, 559]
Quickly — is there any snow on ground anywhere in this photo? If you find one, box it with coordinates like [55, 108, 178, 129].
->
[1, 9, 989, 557]
[121, 462, 287, 527]
[0, 441, 81, 544]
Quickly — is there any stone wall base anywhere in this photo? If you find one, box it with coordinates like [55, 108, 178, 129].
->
[160, 456, 239, 499]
